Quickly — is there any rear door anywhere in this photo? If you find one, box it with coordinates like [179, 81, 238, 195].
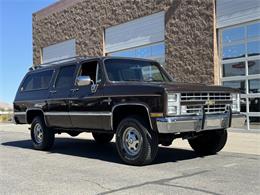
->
[46, 65, 76, 128]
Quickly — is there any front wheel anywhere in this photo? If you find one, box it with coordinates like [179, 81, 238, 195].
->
[188, 129, 227, 155]
[31, 116, 54, 150]
[116, 117, 158, 166]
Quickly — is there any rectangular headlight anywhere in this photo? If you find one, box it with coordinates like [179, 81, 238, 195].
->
[167, 93, 180, 115]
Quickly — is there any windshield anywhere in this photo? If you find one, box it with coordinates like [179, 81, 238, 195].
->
[104, 59, 171, 82]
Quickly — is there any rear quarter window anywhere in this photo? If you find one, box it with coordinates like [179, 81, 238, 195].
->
[21, 69, 54, 91]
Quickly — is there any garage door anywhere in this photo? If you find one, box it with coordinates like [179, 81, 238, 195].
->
[217, 0, 260, 28]
[105, 11, 165, 53]
[42, 39, 76, 63]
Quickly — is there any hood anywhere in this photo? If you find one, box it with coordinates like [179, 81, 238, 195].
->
[160, 82, 239, 93]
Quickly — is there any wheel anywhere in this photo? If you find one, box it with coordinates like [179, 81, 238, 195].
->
[188, 129, 227, 155]
[31, 116, 54, 150]
[116, 116, 158, 166]
[67, 132, 80, 137]
[92, 132, 114, 144]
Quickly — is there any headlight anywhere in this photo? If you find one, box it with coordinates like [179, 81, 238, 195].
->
[167, 93, 180, 115]
[231, 93, 240, 112]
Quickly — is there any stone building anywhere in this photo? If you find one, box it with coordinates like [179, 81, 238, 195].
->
[32, 0, 260, 129]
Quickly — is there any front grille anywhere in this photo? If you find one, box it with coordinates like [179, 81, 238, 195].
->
[181, 92, 231, 101]
[184, 105, 227, 114]
[181, 92, 231, 114]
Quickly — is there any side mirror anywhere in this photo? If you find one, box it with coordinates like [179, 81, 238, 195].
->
[76, 76, 91, 86]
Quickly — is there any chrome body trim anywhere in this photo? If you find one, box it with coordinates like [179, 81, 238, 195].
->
[44, 111, 112, 116]
[13, 112, 26, 115]
[111, 103, 153, 130]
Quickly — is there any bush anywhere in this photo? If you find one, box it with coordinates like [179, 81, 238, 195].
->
[0, 114, 12, 122]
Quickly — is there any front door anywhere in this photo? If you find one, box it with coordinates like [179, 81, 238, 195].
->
[69, 60, 111, 130]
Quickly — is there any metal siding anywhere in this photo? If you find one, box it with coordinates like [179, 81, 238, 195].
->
[217, 0, 260, 28]
[105, 11, 165, 53]
[42, 39, 76, 63]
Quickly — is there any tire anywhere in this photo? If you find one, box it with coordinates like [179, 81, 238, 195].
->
[31, 116, 54, 150]
[92, 132, 114, 144]
[68, 132, 80, 137]
[116, 116, 158, 166]
[188, 129, 227, 155]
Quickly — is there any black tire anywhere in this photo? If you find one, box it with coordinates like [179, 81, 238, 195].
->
[67, 132, 81, 137]
[31, 116, 54, 150]
[92, 132, 114, 144]
[188, 129, 227, 155]
[116, 116, 158, 166]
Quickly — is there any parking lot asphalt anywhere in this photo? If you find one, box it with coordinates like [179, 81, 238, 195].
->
[0, 124, 260, 195]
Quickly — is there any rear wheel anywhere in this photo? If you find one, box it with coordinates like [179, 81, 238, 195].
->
[92, 132, 114, 144]
[116, 116, 158, 166]
[188, 129, 227, 155]
[31, 116, 54, 150]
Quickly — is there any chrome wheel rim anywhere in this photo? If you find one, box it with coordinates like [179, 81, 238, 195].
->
[122, 127, 143, 156]
[34, 123, 43, 144]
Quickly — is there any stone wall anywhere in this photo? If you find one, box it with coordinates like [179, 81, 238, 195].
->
[33, 0, 215, 84]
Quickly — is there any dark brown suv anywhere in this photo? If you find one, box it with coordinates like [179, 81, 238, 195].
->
[13, 56, 245, 165]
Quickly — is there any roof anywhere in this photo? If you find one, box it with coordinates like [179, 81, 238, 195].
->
[29, 56, 158, 72]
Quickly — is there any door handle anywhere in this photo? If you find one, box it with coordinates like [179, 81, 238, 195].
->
[70, 88, 79, 92]
[49, 90, 56, 94]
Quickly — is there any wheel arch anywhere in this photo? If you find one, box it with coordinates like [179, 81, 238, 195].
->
[111, 103, 153, 131]
[26, 108, 47, 125]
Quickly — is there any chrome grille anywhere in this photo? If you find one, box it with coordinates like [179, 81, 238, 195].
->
[181, 92, 231, 101]
[181, 92, 231, 114]
[183, 105, 227, 114]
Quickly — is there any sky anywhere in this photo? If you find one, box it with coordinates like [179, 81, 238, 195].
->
[0, 0, 57, 104]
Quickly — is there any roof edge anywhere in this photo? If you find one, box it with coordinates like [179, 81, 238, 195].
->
[33, 0, 84, 20]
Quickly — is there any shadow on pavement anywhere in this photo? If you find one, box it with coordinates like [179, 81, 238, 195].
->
[2, 137, 198, 165]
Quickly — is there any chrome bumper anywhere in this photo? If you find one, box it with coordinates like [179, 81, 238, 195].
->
[156, 111, 245, 134]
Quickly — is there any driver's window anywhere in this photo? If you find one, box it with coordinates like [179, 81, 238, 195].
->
[78, 61, 101, 84]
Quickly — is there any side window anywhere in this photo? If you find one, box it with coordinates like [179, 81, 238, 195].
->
[78, 61, 101, 84]
[55, 66, 76, 89]
[21, 70, 53, 91]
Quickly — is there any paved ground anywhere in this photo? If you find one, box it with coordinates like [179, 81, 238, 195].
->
[0, 124, 260, 195]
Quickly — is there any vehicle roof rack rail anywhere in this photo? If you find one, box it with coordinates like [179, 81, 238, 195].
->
[28, 55, 92, 71]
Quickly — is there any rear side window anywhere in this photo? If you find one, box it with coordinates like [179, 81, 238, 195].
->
[22, 70, 54, 91]
[55, 66, 76, 89]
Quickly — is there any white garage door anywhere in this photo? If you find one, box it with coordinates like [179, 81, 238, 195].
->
[105, 11, 165, 53]
[216, 0, 260, 28]
[42, 39, 76, 63]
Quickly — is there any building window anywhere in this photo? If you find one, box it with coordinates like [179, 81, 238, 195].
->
[219, 20, 260, 130]
[107, 42, 165, 65]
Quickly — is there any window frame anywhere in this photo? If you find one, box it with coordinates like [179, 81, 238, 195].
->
[20, 69, 55, 92]
[53, 65, 77, 89]
[102, 58, 172, 83]
[74, 59, 104, 87]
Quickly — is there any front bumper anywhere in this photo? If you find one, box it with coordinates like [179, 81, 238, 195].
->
[156, 109, 245, 134]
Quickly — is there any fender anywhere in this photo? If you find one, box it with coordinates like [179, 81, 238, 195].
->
[111, 103, 153, 130]
[26, 108, 49, 126]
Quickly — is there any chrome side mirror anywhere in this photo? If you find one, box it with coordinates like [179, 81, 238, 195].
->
[76, 76, 91, 86]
